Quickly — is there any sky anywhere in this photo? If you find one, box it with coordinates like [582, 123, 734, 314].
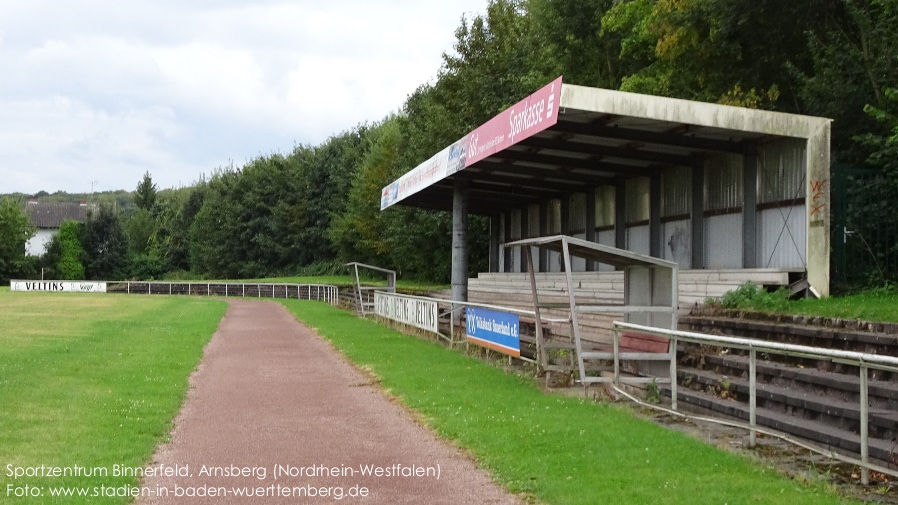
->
[0, 0, 488, 195]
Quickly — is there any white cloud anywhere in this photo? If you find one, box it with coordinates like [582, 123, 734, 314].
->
[0, 0, 487, 194]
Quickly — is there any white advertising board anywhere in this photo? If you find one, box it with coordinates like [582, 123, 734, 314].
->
[11, 280, 107, 293]
[374, 292, 439, 334]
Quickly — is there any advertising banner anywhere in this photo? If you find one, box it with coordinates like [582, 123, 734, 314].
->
[465, 76, 562, 167]
[465, 307, 520, 357]
[11, 280, 107, 293]
[379, 137, 469, 210]
[380, 76, 563, 210]
[374, 292, 439, 334]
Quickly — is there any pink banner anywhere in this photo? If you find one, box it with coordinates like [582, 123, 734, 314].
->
[465, 76, 562, 167]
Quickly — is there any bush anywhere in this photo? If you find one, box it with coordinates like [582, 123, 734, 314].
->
[714, 281, 791, 311]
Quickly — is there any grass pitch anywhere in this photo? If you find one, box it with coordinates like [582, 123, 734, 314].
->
[281, 299, 858, 505]
[0, 290, 226, 504]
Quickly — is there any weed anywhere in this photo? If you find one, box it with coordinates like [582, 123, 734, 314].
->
[645, 378, 661, 404]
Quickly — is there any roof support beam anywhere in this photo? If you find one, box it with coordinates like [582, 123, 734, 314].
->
[551, 121, 748, 154]
[473, 160, 616, 187]
[492, 149, 656, 177]
[525, 136, 695, 167]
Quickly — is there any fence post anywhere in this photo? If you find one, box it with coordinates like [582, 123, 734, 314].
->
[613, 326, 620, 386]
[669, 335, 677, 411]
[860, 364, 869, 485]
[749, 349, 757, 446]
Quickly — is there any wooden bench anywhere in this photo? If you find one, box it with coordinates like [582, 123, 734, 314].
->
[579, 331, 674, 385]
[586, 331, 672, 358]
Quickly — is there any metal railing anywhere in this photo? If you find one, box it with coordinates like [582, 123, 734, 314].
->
[611, 321, 898, 484]
[371, 290, 566, 361]
[105, 281, 339, 305]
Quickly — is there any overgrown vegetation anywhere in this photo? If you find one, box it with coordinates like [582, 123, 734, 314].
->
[711, 281, 898, 323]
[280, 300, 854, 504]
[0, 291, 226, 504]
[712, 281, 793, 312]
[5, 0, 896, 288]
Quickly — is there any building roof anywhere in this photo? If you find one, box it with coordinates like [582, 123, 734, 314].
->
[25, 202, 88, 228]
[381, 77, 831, 215]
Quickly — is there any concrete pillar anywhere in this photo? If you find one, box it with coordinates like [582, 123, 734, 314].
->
[585, 188, 597, 271]
[743, 149, 759, 268]
[539, 201, 549, 271]
[489, 213, 500, 273]
[615, 177, 627, 250]
[451, 179, 469, 307]
[691, 160, 705, 269]
[650, 173, 662, 258]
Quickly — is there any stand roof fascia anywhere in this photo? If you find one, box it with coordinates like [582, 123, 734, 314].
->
[380, 77, 831, 216]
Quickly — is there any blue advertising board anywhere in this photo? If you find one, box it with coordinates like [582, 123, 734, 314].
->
[465, 307, 520, 357]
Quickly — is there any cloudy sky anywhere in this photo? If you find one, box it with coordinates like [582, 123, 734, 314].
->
[0, 0, 487, 194]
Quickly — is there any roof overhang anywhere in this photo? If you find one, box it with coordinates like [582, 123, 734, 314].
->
[380, 76, 832, 216]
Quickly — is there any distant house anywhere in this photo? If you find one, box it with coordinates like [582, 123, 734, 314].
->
[24, 201, 89, 256]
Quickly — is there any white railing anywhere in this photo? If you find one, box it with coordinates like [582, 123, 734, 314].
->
[103, 281, 340, 305]
[611, 321, 898, 484]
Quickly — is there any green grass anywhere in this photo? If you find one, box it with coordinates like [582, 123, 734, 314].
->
[715, 282, 898, 323]
[280, 300, 856, 505]
[785, 291, 898, 323]
[0, 291, 227, 504]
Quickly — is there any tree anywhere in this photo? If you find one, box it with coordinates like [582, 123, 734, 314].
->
[81, 203, 129, 280]
[0, 199, 35, 283]
[42, 220, 85, 279]
[134, 171, 158, 211]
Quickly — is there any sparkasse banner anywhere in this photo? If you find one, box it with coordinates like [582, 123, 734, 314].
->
[380, 76, 562, 210]
[11, 280, 107, 293]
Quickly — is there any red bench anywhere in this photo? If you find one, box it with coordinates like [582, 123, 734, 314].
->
[590, 331, 672, 356]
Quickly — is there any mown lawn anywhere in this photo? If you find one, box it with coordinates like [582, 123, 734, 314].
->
[0, 290, 226, 504]
[281, 300, 857, 505]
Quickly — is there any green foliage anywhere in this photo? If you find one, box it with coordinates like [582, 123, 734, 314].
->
[134, 171, 158, 211]
[81, 203, 129, 280]
[0, 198, 35, 283]
[47, 220, 85, 279]
[329, 117, 401, 266]
[715, 281, 792, 311]
[125, 208, 155, 255]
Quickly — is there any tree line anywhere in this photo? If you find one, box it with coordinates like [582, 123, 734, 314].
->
[2, 0, 896, 286]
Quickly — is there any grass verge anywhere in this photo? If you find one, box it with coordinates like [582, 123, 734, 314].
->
[0, 291, 227, 504]
[280, 300, 856, 505]
[714, 282, 898, 323]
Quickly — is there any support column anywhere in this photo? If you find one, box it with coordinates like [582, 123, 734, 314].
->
[451, 180, 469, 314]
[539, 201, 549, 272]
[650, 173, 662, 258]
[743, 149, 759, 268]
[691, 160, 705, 269]
[615, 177, 627, 250]
[585, 188, 597, 271]
[489, 213, 500, 273]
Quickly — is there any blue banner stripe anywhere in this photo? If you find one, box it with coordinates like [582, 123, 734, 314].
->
[465, 307, 520, 357]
